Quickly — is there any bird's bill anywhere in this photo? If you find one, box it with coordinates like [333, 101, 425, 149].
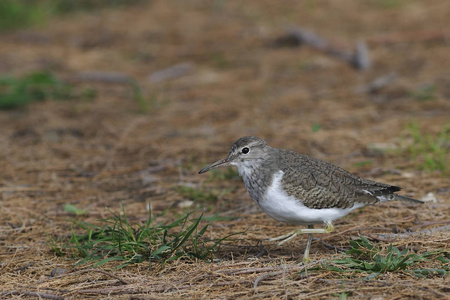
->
[198, 157, 229, 174]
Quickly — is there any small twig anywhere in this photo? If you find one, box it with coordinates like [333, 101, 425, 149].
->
[88, 269, 132, 285]
[219, 260, 324, 276]
[33, 268, 132, 286]
[77, 286, 138, 295]
[365, 233, 397, 243]
[217, 265, 294, 275]
[0, 187, 59, 192]
[355, 226, 395, 232]
[418, 286, 450, 298]
[409, 220, 450, 231]
[253, 260, 325, 289]
[11, 262, 34, 273]
[2, 290, 67, 300]
[77, 279, 253, 295]
[317, 239, 348, 252]
[253, 270, 285, 289]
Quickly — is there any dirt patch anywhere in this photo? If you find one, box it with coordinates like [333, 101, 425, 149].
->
[0, 1, 449, 299]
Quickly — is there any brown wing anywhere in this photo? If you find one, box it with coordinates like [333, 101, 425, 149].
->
[278, 151, 399, 209]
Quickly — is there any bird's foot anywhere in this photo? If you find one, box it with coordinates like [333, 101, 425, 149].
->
[267, 229, 301, 246]
[268, 222, 334, 245]
[268, 222, 335, 262]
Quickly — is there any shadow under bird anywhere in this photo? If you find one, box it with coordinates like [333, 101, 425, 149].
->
[198, 136, 424, 262]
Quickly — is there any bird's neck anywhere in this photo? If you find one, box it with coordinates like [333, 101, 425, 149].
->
[234, 159, 260, 178]
[232, 157, 277, 204]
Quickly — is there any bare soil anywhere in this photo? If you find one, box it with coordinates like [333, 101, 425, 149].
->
[0, 1, 449, 299]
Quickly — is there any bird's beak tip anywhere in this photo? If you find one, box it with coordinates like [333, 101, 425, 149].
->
[198, 167, 212, 175]
[198, 157, 228, 175]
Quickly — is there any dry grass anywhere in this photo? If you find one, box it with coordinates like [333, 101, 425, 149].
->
[0, 1, 449, 299]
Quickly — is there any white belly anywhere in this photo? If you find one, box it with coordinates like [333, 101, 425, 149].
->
[258, 171, 364, 225]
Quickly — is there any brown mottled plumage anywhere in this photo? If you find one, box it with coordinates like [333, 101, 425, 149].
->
[199, 136, 423, 261]
[277, 149, 410, 209]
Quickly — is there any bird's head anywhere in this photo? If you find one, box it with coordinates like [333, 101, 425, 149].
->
[198, 136, 269, 174]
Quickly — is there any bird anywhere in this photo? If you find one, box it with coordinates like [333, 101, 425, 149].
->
[198, 136, 423, 262]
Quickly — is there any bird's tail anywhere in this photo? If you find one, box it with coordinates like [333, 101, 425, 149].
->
[394, 194, 424, 204]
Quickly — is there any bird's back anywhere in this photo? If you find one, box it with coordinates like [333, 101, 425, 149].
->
[276, 149, 421, 209]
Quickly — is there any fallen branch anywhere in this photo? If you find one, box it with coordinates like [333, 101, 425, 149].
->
[272, 28, 371, 70]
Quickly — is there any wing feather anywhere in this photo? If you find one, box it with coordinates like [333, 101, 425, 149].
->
[278, 150, 399, 209]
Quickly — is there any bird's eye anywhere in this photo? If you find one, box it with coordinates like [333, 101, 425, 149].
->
[242, 147, 250, 154]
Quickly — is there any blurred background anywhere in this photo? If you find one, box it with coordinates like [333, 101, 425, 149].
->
[0, 0, 449, 297]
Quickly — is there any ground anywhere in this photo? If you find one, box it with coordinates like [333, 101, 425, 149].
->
[0, 1, 449, 299]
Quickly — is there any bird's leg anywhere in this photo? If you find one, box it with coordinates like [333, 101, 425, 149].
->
[303, 225, 315, 263]
[302, 222, 334, 262]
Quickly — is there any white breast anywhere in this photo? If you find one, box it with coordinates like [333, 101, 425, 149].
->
[258, 171, 364, 225]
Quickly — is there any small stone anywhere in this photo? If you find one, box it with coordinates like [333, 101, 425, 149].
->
[177, 200, 194, 208]
[50, 267, 68, 277]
